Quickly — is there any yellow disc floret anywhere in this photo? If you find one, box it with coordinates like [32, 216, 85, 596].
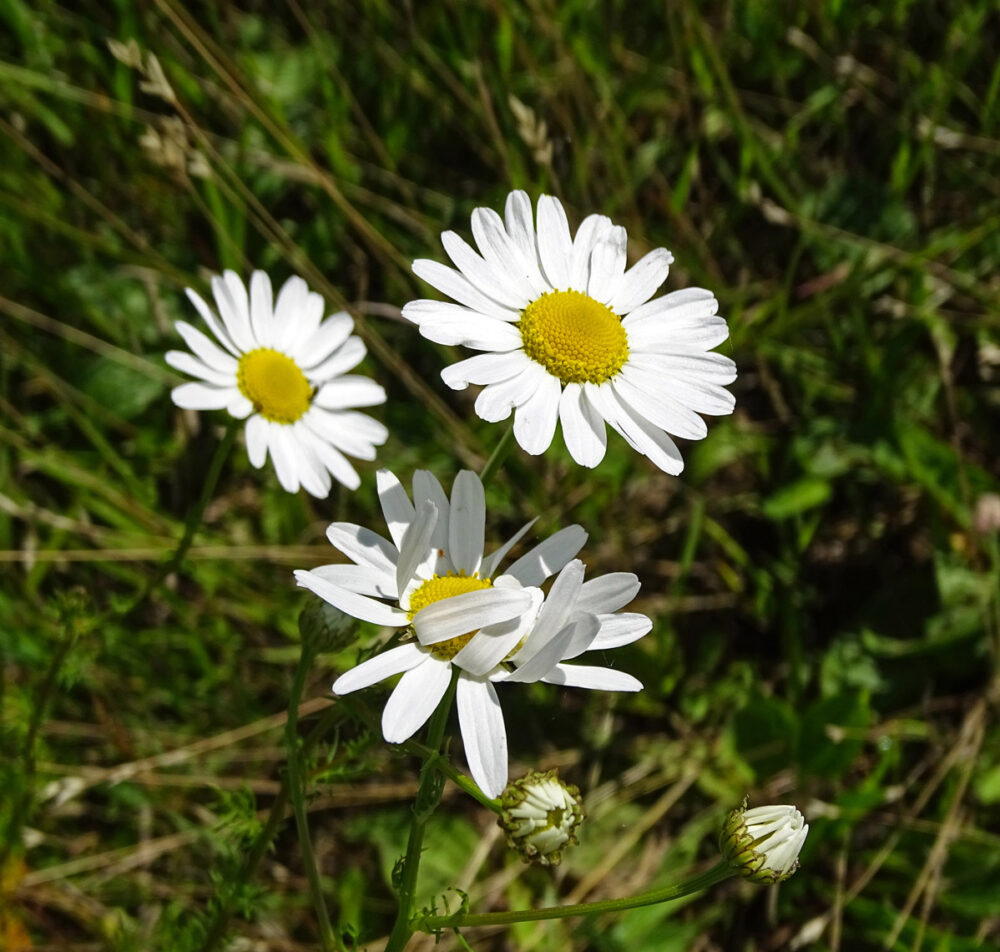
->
[237, 348, 313, 424]
[519, 290, 629, 385]
[408, 572, 493, 660]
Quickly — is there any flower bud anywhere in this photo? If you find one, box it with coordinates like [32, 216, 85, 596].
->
[720, 799, 808, 884]
[498, 769, 584, 867]
[298, 600, 359, 656]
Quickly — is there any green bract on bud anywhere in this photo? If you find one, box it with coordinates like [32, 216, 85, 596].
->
[298, 599, 360, 656]
[720, 799, 809, 884]
[498, 769, 584, 867]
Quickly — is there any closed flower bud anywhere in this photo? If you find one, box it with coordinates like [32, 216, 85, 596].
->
[298, 600, 359, 656]
[498, 769, 584, 867]
[720, 799, 808, 884]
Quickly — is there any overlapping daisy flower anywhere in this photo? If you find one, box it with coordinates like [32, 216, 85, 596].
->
[167, 270, 387, 496]
[402, 190, 736, 474]
[295, 469, 650, 797]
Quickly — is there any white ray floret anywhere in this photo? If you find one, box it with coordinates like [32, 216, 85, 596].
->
[167, 269, 387, 496]
[403, 190, 736, 474]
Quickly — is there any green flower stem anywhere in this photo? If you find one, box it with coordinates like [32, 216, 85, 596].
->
[414, 861, 735, 932]
[198, 701, 342, 952]
[285, 646, 339, 952]
[123, 418, 239, 619]
[384, 674, 458, 952]
[478, 422, 516, 485]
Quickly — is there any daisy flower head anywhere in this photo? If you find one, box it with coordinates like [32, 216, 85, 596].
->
[295, 468, 594, 797]
[402, 190, 736, 474]
[167, 270, 387, 496]
[294, 470, 651, 797]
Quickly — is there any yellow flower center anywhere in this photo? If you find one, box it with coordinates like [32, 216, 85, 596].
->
[519, 290, 629, 385]
[236, 348, 313, 424]
[408, 572, 493, 660]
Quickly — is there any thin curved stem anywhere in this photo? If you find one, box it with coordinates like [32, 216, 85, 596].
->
[414, 861, 734, 932]
[384, 674, 458, 952]
[285, 646, 339, 951]
[478, 422, 516, 485]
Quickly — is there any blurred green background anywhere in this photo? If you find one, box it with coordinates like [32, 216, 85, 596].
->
[2, 1, 1000, 949]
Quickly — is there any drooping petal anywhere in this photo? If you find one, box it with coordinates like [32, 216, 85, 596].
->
[382, 658, 452, 743]
[395, 500, 438, 597]
[576, 573, 641, 614]
[456, 675, 508, 798]
[452, 586, 542, 677]
[588, 612, 652, 651]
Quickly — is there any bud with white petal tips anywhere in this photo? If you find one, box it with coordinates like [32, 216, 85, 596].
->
[498, 769, 584, 867]
[720, 799, 809, 884]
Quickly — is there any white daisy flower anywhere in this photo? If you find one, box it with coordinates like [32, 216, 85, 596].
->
[167, 270, 388, 496]
[402, 190, 736, 474]
[294, 468, 588, 797]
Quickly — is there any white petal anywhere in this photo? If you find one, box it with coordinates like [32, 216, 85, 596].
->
[268, 425, 301, 492]
[558, 383, 607, 467]
[449, 471, 485, 574]
[274, 280, 324, 353]
[504, 191, 543, 276]
[456, 675, 508, 798]
[227, 394, 253, 419]
[480, 518, 538, 579]
[383, 658, 452, 743]
[588, 385, 685, 475]
[396, 500, 438, 596]
[472, 206, 546, 300]
[165, 351, 234, 386]
[625, 314, 730, 353]
[650, 351, 738, 385]
[569, 214, 614, 292]
[212, 273, 255, 351]
[440, 352, 525, 392]
[308, 435, 362, 490]
[535, 195, 573, 290]
[587, 226, 628, 305]
[608, 248, 674, 315]
[173, 321, 239, 374]
[623, 287, 718, 327]
[509, 559, 584, 669]
[333, 643, 426, 695]
[403, 300, 523, 351]
[171, 382, 238, 410]
[184, 288, 238, 356]
[513, 373, 561, 455]
[452, 588, 542, 676]
[588, 612, 652, 651]
[313, 376, 386, 410]
[294, 569, 408, 627]
[505, 525, 587, 587]
[304, 408, 386, 459]
[245, 414, 268, 468]
[441, 230, 529, 310]
[412, 258, 520, 322]
[507, 615, 599, 684]
[577, 573, 641, 613]
[412, 470, 451, 555]
[325, 523, 398, 576]
[306, 336, 366, 382]
[249, 271, 275, 347]
[612, 374, 708, 441]
[474, 362, 546, 423]
[297, 313, 355, 369]
[377, 469, 416, 550]
[541, 663, 643, 692]
[311, 562, 396, 599]
[290, 424, 332, 498]
[412, 588, 533, 646]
